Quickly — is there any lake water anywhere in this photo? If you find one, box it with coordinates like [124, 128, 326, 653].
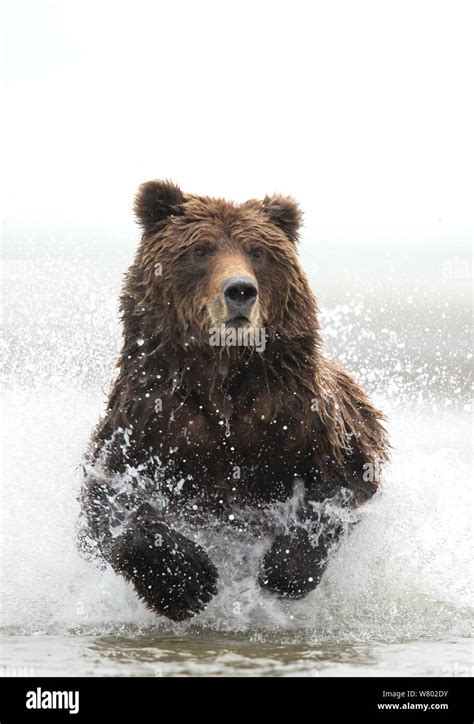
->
[1, 226, 472, 676]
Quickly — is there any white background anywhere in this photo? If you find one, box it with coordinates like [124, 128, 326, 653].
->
[2, 0, 472, 235]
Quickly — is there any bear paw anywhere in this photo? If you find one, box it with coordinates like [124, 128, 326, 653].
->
[257, 527, 326, 600]
[113, 505, 218, 621]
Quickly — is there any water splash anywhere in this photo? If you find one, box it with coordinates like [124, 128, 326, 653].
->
[1, 239, 472, 644]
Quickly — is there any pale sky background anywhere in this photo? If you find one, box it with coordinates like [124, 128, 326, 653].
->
[1, 0, 472, 236]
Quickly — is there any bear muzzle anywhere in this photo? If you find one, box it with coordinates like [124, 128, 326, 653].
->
[222, 276, 258, 323]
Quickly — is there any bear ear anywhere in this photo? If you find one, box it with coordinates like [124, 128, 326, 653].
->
[262, 194, 303, 243]
[134, 180, 185, 232]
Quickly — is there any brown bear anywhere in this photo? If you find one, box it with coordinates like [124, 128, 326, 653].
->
[80, 180, 389, 621]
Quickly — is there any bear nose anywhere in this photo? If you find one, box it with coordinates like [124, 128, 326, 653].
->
[223, 277, 258, 316]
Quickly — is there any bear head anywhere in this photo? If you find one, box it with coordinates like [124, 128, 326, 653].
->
[127, 179, 319, 356]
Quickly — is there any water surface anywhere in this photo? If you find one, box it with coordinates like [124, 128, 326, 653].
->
[1, 228, 471, 676]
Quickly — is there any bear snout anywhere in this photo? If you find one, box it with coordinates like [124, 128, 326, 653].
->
[223, 276, 258, 320]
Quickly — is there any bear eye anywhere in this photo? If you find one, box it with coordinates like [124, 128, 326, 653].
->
[194, 245, 208, 258]
[250, 246, 264, 259]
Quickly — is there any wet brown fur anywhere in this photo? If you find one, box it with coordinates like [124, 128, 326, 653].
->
[81, 180, 389, 619]
[93, 181, 388, 505]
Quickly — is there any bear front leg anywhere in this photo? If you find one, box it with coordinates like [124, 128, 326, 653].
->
[111, 503, 218, 621]
[81, 477, 218, 621]
[257, 506, 345, 599]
